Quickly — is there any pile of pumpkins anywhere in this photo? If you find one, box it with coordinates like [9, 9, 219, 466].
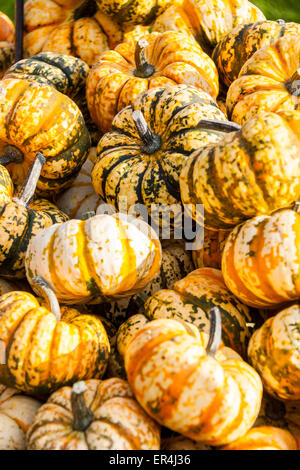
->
[0, 0, 299, 451]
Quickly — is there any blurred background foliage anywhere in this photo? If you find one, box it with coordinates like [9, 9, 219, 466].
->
[0, 0, 299, 25]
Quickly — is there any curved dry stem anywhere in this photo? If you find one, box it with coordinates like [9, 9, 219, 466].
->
[71, 381, 94, 432]
[32, 276, 61, 322]
[134, 39, 155, 78]
[132, 110, 161, 154]
[206, 307, 222, 357]
[13, 152, 45, 207]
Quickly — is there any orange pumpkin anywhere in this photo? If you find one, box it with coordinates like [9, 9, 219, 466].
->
[0, 11, 14, 43]
[222, 426, 298, 450]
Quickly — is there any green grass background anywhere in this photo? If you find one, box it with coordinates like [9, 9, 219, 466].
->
[0, 0, 299, 24]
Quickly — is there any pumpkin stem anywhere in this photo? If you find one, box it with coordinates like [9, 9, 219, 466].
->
[73, 0, 97, 20]
[132, 110, 161, 154]
[134, 39, 155, 78]
[31, 277, 61, 322]
[206, 307, 222, 357]
[286, 68, 300, 97]
[13, 152, 45, 207]
[196, 119, 242, 133]
[71, 381, 94, 432]
[15, 0, 24, 62]
[0, 145, 24, 166]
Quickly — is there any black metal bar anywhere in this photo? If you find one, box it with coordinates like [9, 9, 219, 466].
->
[15, 0, 24, 62]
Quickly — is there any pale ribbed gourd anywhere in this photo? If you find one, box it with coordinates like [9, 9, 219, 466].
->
[25, 212, 162, 304]
[180, 111, 300, 230]
[0, 278, 110, 395]
[0, 78, 90, 195]
[123, 308, 263, 446]
[27, 378, 161, 450]
[221, 208, 300, 308]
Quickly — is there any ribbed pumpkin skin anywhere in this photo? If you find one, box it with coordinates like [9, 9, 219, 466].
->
[222, 426, 298, 450]
[212, 21, 300, 88]
[226, 35, 300, 125]
[55, 148, 104, 219]
[86, 31, 219, 133]
[4, 52, 89, 101]
[95, 240, 194, 327]
[96, 0, 173, 25]
[180, 111, 300, 230]
[0, 78, 90, 195]
[193, 229, 228, 269]
[0, 291, 110, 394]
[124, 318, 262, 446]
[24, 1, 123, 66]
[25, 213, 162, 304]
[222, 209, 300, 308]
[0, 385, 41, 450]
[255, 394, 300, 448]
[248, 304, 300, 401]
[0, 12, 14, 43]
[152, 0, 265, 54]
[92, 85, 227, 230]
[27, 378, 161, 450]
[143, 268, 252, 357]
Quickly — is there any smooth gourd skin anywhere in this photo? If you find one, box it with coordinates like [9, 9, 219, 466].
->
[124, 318, 263, 446]
[24, 1, 123, 66]
[227, 35, 300, 125]
[152, 0, 265, 54]
[4, 52, 89, 102]
[55, 148, 103, 220]
[212, 20, 300, 88]
[92, 84, 227, 231]
[0, 291, 110, 395]
[27, 378, 161, 450]
[86, 31, 219, 133]
[222, 426, 298, 450]
[143, 268, 252, 357]
[25, 213, 162, 305]
[248, 304, 300, 401]
[180, 111, 300, 230]
[0, 78, 90, 195]
[0, 385, 41, 450]
[222, 209, 300, 308]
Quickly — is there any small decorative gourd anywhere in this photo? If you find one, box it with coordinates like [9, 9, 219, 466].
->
[123, 308, 263, 446]
[0, 78, 90, 195]
[221, 426, 298, 450]
[180, 112, 300, 230]
[27, 378, 161, 450]
[221, 207, 300, 308]
[0, 278, 110, 394]
[0, 385, 41, 450]
[248, 304, 300, 401]
[0, 154, 68, 279]
[86, 31, 219, 133]
[25, 212, 162, 304]
[226, 35, 300, 125]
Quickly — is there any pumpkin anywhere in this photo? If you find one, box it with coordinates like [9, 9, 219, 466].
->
[95, 0, 176, 25]
[55, 148, 104, 219]
[0, 12, 15, 79]
[221, 426, 298, 450]
[141, 268, 252, 357]
[212, 20, 300, 88]
[27, 378, 161, 450]
[0, 11, 14, 43]
[0, 384, 41, 450]
[24, 0, 123, 66]
[248, 304, 300, 401]
[86, 31, 219, 133]
[92, 84, 231, 232]
[0, 78, 91, 195]
[25, 212, 162, 304]
[221, 208, 300, 308]
[226, 35, 300, 125]
[95, 239, 194, 327]
[123, 308, 263, 446]
[0, 278, 110, 394]
[180, 111, 300, 230]
[152, 0, 265, 54]
[255, 394, 300, 448]
[192, 229, 229, 269]
[0, 154, 68, 279]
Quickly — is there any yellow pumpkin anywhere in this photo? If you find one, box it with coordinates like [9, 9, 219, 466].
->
[27, 378, 161, 449]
